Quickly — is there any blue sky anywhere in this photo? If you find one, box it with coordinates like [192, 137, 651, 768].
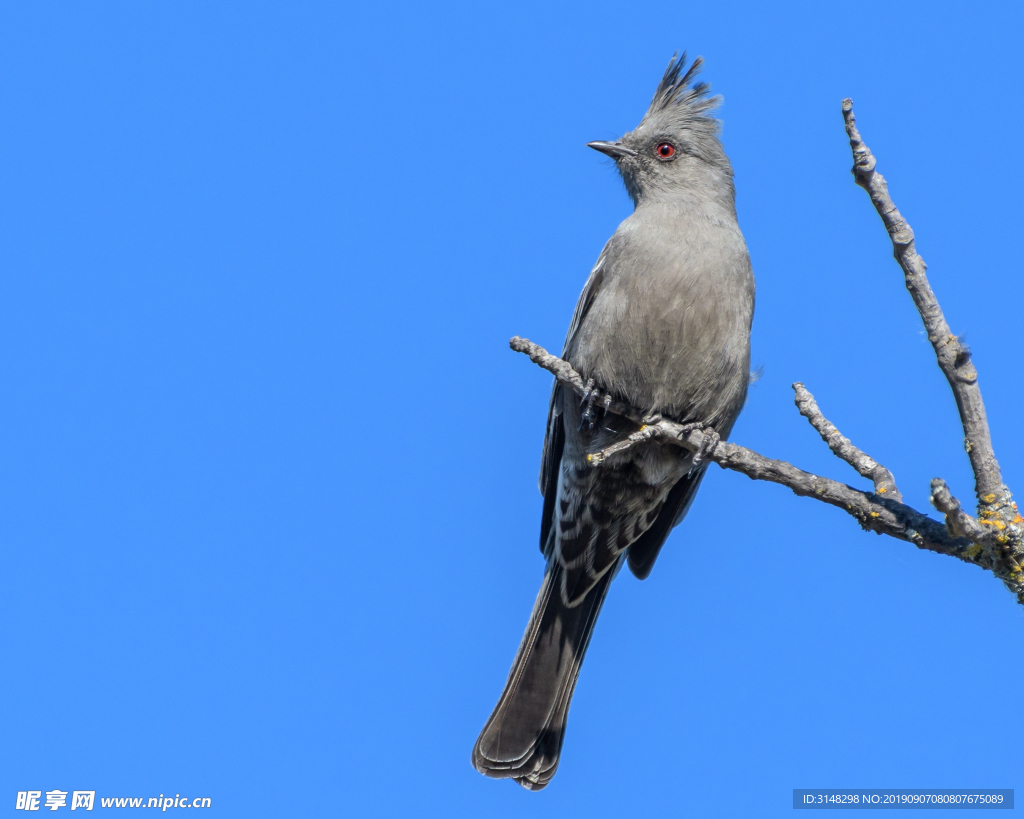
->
[2, 2, 1022, 816]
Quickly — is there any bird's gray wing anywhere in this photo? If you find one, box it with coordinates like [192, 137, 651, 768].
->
[538, 385, 565, 555]
[537, 242, 611, 553]
[552, 396, 688, 605]
[561, 242, 610, 357]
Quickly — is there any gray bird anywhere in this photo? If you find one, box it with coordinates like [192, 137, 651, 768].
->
[472, 53, 754, 790]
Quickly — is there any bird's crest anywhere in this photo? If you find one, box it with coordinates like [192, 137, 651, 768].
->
[640, 52, 721, 133]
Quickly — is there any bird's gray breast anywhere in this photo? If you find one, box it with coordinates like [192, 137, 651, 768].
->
[566, 204, 753, 429]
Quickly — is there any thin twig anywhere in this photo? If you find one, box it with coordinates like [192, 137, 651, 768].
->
[793, 382, 902, 501]
[588, 423, 665, 466]
[930, 478, 998, 545]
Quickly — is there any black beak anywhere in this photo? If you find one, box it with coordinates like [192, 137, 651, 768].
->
[587, 140, 637, 159]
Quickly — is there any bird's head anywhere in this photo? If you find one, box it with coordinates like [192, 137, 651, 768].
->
[588, 53, 733, 206]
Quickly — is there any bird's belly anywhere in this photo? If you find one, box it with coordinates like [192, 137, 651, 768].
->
[568, 278, 749, 426]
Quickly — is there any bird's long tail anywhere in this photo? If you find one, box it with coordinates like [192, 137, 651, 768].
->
[471, 558, 616, 790]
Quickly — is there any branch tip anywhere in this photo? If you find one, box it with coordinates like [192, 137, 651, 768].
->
[792, 383, 901, 501]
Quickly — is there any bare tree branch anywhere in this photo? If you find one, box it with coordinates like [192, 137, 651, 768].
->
[793, 383, 901, 501]
[510, 336, 991, 571]
[843, 99, 1024, 598]
[842, 101, 1006, 510]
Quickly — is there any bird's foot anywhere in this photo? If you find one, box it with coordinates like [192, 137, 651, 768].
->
[579, 378, 601, 431]
[677, 422, 720, 469]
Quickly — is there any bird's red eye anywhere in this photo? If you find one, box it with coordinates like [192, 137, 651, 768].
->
[656, 143, 675, 159]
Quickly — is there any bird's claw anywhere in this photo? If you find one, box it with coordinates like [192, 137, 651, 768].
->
[677, 422, 720, 469]
[579, 378, 600, 432]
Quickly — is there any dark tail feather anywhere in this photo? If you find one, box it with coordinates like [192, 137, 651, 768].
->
[472, 560, 615, 791]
